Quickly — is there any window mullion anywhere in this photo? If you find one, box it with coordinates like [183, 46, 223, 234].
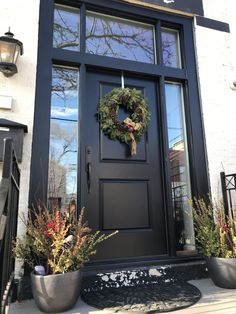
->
[80, 3, 86, 54]
[155, 20, 162, 65]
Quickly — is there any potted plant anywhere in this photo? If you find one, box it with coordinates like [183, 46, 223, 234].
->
[191, 197, 236, 288]
[14, 203, 117, 313]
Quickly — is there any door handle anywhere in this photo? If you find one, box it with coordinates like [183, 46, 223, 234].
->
[86, 146, 92, 194]
[86, 162, 92, 194]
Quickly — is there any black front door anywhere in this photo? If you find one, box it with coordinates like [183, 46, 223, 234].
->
[82, 70, 167, 261]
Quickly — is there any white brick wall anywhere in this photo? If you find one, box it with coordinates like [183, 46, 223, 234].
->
[0, 0, 40, 237]
[195, 0, 236, 198]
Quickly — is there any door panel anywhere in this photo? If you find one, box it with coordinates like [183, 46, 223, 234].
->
[101, 180, 150, 230]
[82, 70, 167, 260]
[101, 134, 146, 161]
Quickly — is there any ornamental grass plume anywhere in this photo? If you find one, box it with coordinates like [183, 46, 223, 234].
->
[191, 197, 236, 258]
[13, 203, 118, 275]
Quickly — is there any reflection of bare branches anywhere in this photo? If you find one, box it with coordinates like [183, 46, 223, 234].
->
[162, 34, 177, 67]
[52, 67, 78, 101]
[53, 8, 180, 67]
[58, 144, 77, 161]
[48, 160, 67, 198]
[48, 121, 77, 206]
[86, 16, 154, 62]
[50, 120, 77, 162]
[53, 8, 154, 63]
[53, 9, 79, 49]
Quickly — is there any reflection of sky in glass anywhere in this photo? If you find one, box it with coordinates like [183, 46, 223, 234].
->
[48, 67, 79, 203]
[49, 120, 77, 195]
[165, 82, 193, 250]
[53, 5, 80, 51]
[165, 83, 183, 149]
[162, 29, 181, 68]
[51, 67, 78, 121]
[86, 12, 155, 63]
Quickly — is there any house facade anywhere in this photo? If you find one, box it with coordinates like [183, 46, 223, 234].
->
[0, 0, 236, 269]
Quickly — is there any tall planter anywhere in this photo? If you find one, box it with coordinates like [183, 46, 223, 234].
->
[31, 270, 82, 313]
[206, 257, 236, 289]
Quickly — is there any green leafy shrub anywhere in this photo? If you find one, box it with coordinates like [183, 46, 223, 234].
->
[191, 197, 236, 258]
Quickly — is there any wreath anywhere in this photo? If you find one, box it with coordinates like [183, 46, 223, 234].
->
[98, 87, 151, 155]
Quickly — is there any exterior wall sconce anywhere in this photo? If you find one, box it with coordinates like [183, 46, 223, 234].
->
[230, 81, 236, 90]
[0, 29, 23, 77]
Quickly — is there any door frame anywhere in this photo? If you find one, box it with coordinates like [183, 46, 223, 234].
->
[29, 0, 209, 264]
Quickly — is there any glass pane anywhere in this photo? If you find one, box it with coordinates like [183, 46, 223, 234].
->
[86, 11, 155, 63]
[162, 28, 181, 68]
[0, 42, 16, 63]
[165, 82, 194, 252]
[48, 67, 79, 212]
[53, 5, 80, 51]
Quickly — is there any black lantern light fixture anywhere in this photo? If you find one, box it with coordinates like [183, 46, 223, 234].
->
[0, 28, 23, 77]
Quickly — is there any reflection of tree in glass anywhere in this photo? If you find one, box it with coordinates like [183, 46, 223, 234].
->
[86, 15, 154, 63]
[48, 120, 77, 203]
[162, 38, 175, 66]
[50, 121, 77, 161]
[48, 159, 67, 201]
[53, 8, 79, 50]
[52, 67, 78, 101]
[161, 32, 178, 67]
[53, 8, 154, 63]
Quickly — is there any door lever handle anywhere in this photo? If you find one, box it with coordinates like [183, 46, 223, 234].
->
[85, 146, 92, 194]
[86, 162, 92, 194]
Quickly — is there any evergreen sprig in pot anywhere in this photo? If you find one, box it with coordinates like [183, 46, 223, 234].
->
[14, 204, 117, 313]
[191, 197, 236, 289]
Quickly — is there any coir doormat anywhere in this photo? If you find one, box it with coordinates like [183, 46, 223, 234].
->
[81, 281, 201, 313]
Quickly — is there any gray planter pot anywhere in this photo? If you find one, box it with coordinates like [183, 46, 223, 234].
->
[31, 270, 82, 313]
[206, 257, 236, 289]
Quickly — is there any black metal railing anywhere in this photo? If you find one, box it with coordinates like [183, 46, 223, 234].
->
[0, 138, 20, 314]
[220, 171, 236, 219]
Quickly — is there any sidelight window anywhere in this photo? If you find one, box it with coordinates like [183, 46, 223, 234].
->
[165, 82, 195, 251]
[48, 66, 79, 210]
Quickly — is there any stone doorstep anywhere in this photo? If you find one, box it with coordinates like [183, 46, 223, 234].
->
[16, 260, 208, 300]
[82, 260, 208, 292]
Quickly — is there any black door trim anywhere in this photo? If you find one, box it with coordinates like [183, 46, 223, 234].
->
[29, 0, 209, 264]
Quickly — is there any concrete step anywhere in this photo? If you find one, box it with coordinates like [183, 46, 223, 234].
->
[82, 260, 208, 292]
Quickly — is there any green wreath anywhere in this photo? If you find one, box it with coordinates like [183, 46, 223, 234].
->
[98, 87, 151, 155]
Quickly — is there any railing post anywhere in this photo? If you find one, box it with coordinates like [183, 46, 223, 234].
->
[220, 171, 229, 217]
[2, 138, 13, 180]
[0, 137, 20, 314]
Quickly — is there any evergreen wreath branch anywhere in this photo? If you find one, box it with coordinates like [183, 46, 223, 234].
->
[98, 87, 151, 155]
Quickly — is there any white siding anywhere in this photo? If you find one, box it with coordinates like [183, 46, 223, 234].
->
[195, 0, 236, 198]
[0, 0, 40, 236]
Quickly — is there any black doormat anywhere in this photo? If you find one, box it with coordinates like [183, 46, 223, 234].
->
[81, 281, 201, 313]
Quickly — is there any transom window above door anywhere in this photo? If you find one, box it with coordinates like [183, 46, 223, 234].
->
[86, 11, 155, 63]
[53, 5, 80, 51]
[53, 4, 182, 68]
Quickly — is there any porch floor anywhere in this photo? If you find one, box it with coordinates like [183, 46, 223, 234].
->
[9, 278, 236, 314]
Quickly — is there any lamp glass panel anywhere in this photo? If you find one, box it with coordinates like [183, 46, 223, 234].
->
[0, 41, 15, 63]
[12, 45, 21, 63]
